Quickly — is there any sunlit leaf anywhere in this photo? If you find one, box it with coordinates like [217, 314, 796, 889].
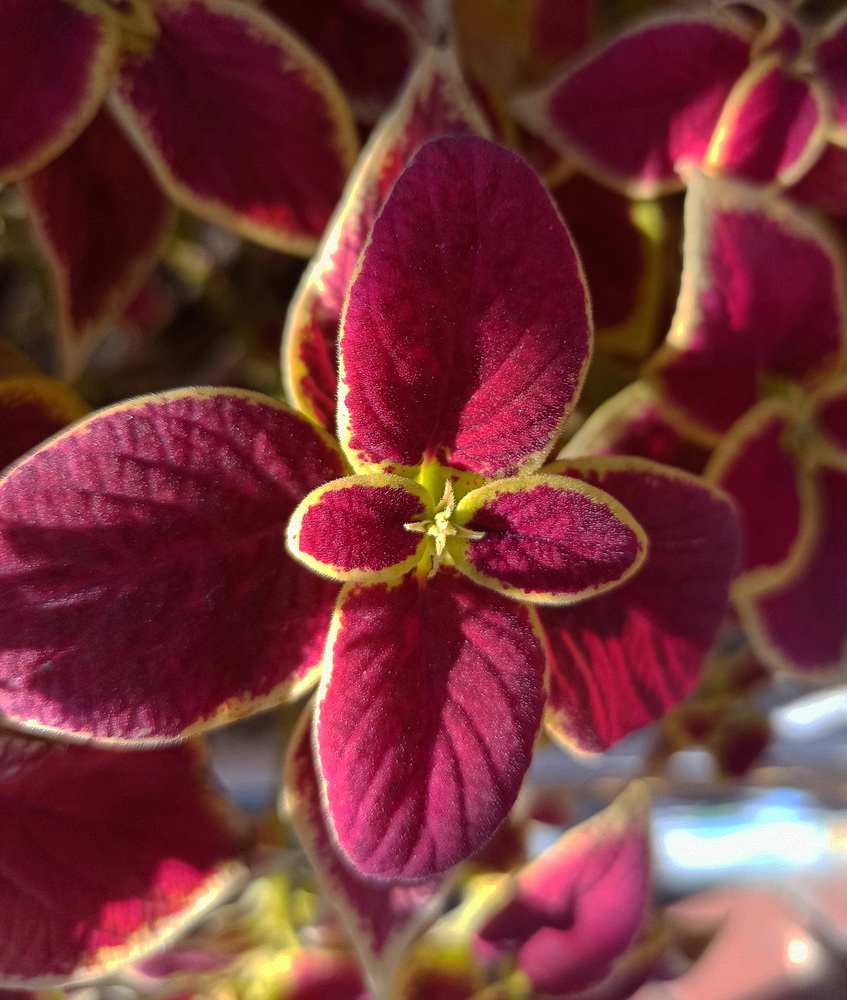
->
[338, 134, 590, 479]
[316, 568, 546, 879]
[286, 707, 448, 998]
[110, 0, 359, 254]
[450, 475, 647, 605]
[538, 458, 739, 752]
[0, 389, 346, 742]
[0, 734, 247, 988]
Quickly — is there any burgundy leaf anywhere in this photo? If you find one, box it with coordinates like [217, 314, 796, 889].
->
[538, 458, 739, 752]
[739, 467, 847, 675]
[563, 381, 711, 476]
[477, 782, 651, 996]
[287, 474, 428, 581]
[263, 0, 417, 120]
[451, 475, 647, 604]
[0, 735, 247, 987]
[338, 134, 590, 478]
[0, 0, 117, 180]
[286, 707, 447, 996]
[111, 0, 359, 253]
[21, 109, 175, 377]
[654, 174, 847, 438]
[517, 17, 751, 194]
[813, 375, 847, 460]
[0, 375, 89, 472]
[707, 399, 815, 579]
[316, 568, 546, 879]
[283, 46, 490, 430]
[706, 59, 827, 185]
[0, 390, 346, 742]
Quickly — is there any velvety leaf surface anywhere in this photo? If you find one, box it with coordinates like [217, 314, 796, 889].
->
[21, 109, 175, 377]
[706, 60, 826, 184]
[0, 389, 346, 742]
[338, 134, 590, 478]
[740, 467, 847, 674]
[538, 458, 739, 752]
[287, 474, 428, 581]
[0, 0, 117, 180]
[286, 709, 446, 997]
[477, 782, 651, 996]
[707, 400, 810, 578]
[655, 176, 846, 437]
[283, 47, 490, 430]
[816, 10, 847, 141]
[316, 568, 547, 879]
[0, 735, 247, 987]
[0, 375, 89, 472]
[111, 0, 359, 254]
[519, 18, 751, 193]
[451, 476, 647, 604]
[263, 0, 416, 120]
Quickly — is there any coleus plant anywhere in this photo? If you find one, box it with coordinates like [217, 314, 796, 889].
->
[646, 172, 847, 676]
[514, 0, 847, 196]
[0, 136, 738, 900]
[2, 0, 360, 372]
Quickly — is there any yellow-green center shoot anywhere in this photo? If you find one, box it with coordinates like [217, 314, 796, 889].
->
[403, 480, 484, 577]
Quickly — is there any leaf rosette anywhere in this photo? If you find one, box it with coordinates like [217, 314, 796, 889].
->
[0, 135, 738, 890]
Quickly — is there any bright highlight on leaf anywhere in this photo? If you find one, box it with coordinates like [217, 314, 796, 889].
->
[477, 781, 652, 996]
[0, 734, 247, 989]
[0, 389, 346, 742]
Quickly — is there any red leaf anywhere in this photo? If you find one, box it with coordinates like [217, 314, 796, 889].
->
[283, 46, 490, 430]
[789, 141, 847, 215]
[0, 390, 346, 742]
[517, 17, 751, 194]
[0, 734, 247, 987]
[288, 474, 428, 581]
[0, 0, 117, 180]
[706, 59, 827, 184]
[563, 381, 710, 476]
[707, 399, 814, 579]
[451, 475, 647, 604]
[316, 568, 546, 878]
[739, 467, 847, 675]
[263, 0, 416, 121]
[477, 782, 651, 996]
[0, 375, 89, 472]
[286, 708, 447, 997]
[21, 109, 175, 377]
[111, 0, 359, 253]
[813, 375, 847, 459]
[338, 134, 590, 479]
[539, 458, 739, 752]
[654, 174, 847, 438]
